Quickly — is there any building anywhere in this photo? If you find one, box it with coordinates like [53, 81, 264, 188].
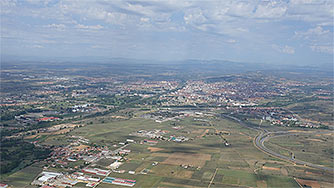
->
[0, 184, 8, 188]
[109, 161, 123, 170]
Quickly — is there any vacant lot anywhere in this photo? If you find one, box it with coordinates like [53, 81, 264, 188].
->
[296, 178, 320, 188]
[152, 152, 211, 167]
[148, 147, 164, 152]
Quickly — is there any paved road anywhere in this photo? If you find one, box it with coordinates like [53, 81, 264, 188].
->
[256, 131, 334, 172]
[222, 114, 334, 173]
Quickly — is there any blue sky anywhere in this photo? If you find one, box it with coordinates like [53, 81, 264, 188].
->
[1, 0, 333, 65]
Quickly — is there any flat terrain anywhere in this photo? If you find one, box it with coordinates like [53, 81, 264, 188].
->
[2, 110, 333, 187]
[67, 113, 333, 187]
[267, 132, 334, 168]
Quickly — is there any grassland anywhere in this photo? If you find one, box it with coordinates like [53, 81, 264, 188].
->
[1, 162, 42, 187]
[267, 133, 334, 168]
[66, 114, 334, 187]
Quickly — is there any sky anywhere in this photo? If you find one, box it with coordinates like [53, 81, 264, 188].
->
[1, 0, 333, 65]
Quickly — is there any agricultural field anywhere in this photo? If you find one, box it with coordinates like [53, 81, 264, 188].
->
[1, 163, 43, 187]
[267, 132, 334, 168]
[52, 111, 332, 187]
[1, 107, 333, 188]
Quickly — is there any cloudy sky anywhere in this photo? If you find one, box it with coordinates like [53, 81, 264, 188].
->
[1, 0, 333, 65]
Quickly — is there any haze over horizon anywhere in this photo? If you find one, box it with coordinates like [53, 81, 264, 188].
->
[1, 0, 333, 66]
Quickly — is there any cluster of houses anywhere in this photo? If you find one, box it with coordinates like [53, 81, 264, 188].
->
[103, 177, 136, 187]
[29, 134, 138, 187]
[131, 129, 190, 144]
[47, 136, 131, 168]
[32, 171, 102, 187]
[131, 129, 168, 140]
[71, 104, 95, 113]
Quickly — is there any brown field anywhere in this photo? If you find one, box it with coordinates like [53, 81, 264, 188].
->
[199, 129, 209, 138]
[280, 167, 289, 176]
[257, 180, 267, 188]
[72, 144, 90, 151]
[160, 153, 211, 167]
[28, 124, 83, 137]
[305, 171, 321, 176]
[263, 166, 280, 171]
[288, 130, 307, 133]
[176, 170, 194, 179]
[315, 133, 333, 137]
[307, 138, 324, 142]
[151, 153, 171, 158]
[319, 181, 334, 188]
[135, 162, 149, 173]
[239, 132, 252, 140]
[47, 123, 80, 132]
[111, 116, 127, 119]
[296, 178, 320, 188]
[191, 129, 204, 134]
[160, 182, 202, 188]
[24, 135, 39, 139]
[148, 147, 164, 152]
[36, 81, 55, 85]
[54, 128, 73, 134]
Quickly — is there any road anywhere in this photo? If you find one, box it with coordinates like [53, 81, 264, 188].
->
[222, 114, 334, 173]
[208, 168, 218, 188]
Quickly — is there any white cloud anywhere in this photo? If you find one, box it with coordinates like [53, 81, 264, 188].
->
[308, 26, 330, 35]
[295, 26, 330, 39]
[287, 1, 333, 23]
[295, 26, 332, 54]
[254, 2, 287, 18]
[282, 45, 295, 54]
[227, 1, 254, 17]
[140, 17, 150, 23]
[45, 23, 66, 31]
[91, 45, 103, 49]
[310, 45, 333, 54]
[226, 39, 237, 43]
[272, 44, 295, 54]
[25, 0, 43, 4]
[104, 12, 133, 25]
[184, 8, 206, 25]
[32, 44, 44, 48]
[1, 0, 333, 63]
[289, 0, 325, 5]
[1, 0, 17, 14]
[75, 24, 103, 30]
[126, 2, 157, 17]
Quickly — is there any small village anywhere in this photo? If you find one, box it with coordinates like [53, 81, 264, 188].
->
[30, 135, 137, 187]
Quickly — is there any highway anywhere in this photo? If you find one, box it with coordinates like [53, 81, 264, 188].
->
[222, 114, 334, 173]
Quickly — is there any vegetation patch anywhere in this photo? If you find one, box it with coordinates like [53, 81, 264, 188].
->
[161, 153, 211, 167]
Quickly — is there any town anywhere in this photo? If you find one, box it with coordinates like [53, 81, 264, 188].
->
[1, 62, 333, 188]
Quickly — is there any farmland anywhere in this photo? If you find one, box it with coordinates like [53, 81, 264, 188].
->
[4, 110, 332, 187]
[1, 62, 333, 187]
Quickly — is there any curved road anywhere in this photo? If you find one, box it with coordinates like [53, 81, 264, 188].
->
[222, 114, 334, 173]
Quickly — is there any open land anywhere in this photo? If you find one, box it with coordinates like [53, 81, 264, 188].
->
[1, 61, 333, 187]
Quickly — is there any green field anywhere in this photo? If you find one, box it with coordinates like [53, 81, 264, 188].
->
[2, 110, 333, 187]
[1, 163, 42, 187]
[268, 133, 334, 168]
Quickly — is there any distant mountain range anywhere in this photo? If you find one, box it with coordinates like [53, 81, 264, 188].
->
[2, 55, 332, 76]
